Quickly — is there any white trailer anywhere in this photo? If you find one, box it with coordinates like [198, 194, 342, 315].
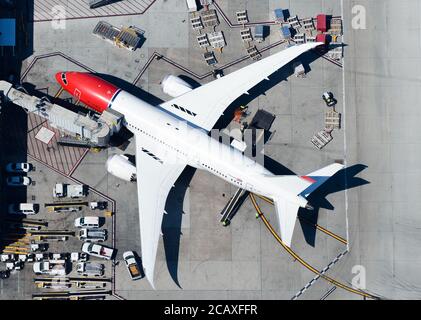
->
[186, 0, 198, 12]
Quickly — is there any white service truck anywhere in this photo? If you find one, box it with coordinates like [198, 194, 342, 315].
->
[77, 262, 104, 276]
[33, 261, 68, 276]
[78, 228, 107, 242]
[81, 243, 115, 260]
[53, 183, 87, 198]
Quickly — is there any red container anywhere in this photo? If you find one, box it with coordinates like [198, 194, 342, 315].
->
[316, 33, 328, 44]
[317, 14, 327, 32]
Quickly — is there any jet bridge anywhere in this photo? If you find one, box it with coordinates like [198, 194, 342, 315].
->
[0, 81, 123, 147]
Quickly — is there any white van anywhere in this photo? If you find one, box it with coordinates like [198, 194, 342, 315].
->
[74, 216, 100, 228]
[8, 203, 39, 215]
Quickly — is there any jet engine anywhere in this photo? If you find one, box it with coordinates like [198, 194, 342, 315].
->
[161, 75, 193, 98]
[106, 154, 136, 182]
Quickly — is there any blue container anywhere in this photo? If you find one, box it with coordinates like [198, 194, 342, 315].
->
[274, 8, 285, 22]
[281, 25, 291, 39]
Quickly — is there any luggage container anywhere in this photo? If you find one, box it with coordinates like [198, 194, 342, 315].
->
[255, 25, 269, 42]
[317, 14, 328, 32]
[280, 25, 292, 40]
[274, 8, 287, 23]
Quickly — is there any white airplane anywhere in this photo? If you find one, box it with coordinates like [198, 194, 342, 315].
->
[55, 42, 344, 288]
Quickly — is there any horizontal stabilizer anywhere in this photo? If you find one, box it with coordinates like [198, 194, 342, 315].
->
[273, 197, 301, 247]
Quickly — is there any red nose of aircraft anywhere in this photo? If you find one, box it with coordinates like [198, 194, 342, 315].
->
[55, 72, 120, 113]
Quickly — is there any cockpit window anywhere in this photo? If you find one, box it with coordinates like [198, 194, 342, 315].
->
[61, 73, 68, 85]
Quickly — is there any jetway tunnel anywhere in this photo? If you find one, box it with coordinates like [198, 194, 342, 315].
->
[0, 80, 124, 148]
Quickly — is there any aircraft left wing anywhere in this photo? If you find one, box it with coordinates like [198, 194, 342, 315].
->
[159, 42, 322, 131]
[134, 134, 186, 288]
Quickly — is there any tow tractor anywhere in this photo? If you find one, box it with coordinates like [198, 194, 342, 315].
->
[322, 91, 337, 107]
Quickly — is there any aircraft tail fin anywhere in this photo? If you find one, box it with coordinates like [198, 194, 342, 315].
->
[299, 163, 344, 197]
[267, 163, 344, 247]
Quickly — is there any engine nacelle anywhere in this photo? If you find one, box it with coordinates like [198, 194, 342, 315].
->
[161, 75, 193, 98]
[106, 154, 136, 182]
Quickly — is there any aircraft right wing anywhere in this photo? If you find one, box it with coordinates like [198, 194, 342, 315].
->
[159, 42, 322, 131]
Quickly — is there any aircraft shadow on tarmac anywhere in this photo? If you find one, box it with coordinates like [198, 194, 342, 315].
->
[0, 1, 34, 254]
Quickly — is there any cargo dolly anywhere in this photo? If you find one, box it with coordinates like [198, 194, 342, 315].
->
[5, 218, 48, 227]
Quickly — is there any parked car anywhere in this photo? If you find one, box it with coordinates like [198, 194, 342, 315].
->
[81, 243, 115, 260]
[123, 251, 142, 280]
[74, 216, 100, 228]
[0, 254, 17, 262]
[6, 176, 31, 187]
[76, 262, 104, 277]
[0, 270, 10, 279]
[322, 91, 337, 107]
[30, 243, 49, 252]
[5, 162, 33, 173]
[8, 203, 39, 215]
[78, 228, 107, 242]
